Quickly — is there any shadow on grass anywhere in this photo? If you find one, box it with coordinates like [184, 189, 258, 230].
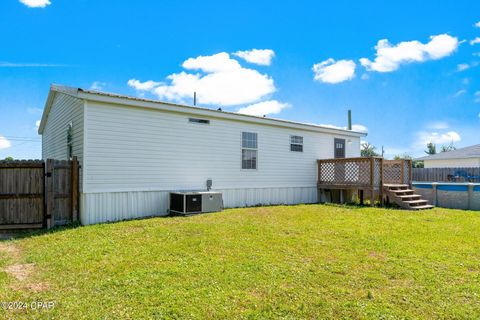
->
[0, 222, 82, 241]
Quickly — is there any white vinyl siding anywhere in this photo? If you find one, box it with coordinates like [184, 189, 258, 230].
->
[41, 93, 84, 190]
[423, 158, 480, 168]
[42, 93, 84, 161]
[82, 100, 360, 193]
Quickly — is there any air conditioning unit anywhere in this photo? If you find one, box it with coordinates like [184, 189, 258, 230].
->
[169, 191, 223, 215]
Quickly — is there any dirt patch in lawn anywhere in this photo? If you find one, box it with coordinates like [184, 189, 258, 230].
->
[0, 242, 22, 261]
[0, 242, 49, 292]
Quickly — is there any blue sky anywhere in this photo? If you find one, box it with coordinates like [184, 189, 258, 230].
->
[0, 0, 479, 159]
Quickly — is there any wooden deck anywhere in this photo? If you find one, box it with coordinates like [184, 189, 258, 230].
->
[317, 157, 422, 207]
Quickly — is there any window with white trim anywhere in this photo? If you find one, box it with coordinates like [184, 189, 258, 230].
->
[290, 135, 303, 152]
[242, 132, 257, 169]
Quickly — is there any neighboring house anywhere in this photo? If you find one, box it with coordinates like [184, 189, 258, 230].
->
[416, 144, 480, 168]
[38, 85, 366, 225]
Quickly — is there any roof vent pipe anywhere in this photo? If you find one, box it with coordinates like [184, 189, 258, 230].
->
[193, 92, 197, 106]
[347, 109, 352, 130]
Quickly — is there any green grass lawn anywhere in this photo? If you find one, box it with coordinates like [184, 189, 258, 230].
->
[1, 204, 480, 319]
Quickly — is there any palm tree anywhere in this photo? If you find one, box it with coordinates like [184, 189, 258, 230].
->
[425, 142, 436, 155]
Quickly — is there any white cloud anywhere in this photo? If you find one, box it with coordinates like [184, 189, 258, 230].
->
[128, 52, 275, 106]
[457, 63, 469, 71]
[35, 120, 41, 129]
[351, 124, 368, 133]
[233, 49, 275, 66]
[360, 34, 458, 72]
[453, 89, 466, 97]
[0, 62, 65, 67]
[319, 123, 368, 133]
[237, 100, 290, 116]
[0, 136, 11, 150]
[19, 0, 51, 8]
[27, 107, 43, 115]
[183, 52, 241, 72]
[128, 79, 161, 91]
[89, 81, 106, 91]
[475, 21, 480, 28]
[470, 37, 480, 46]
[312, 58, 356, 84]
[360, 73, 369, 80]
[427, 121, 449, 130]
[416, 131, 461, 147]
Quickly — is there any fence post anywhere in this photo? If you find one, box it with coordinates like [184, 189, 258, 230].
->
[468, 183, 473, 210]
[45, 159, 55, 229]
[317, 160, 321, 185]
[379, 158, 384, 206]
[408, 160, 412, 186]
[370, 157, 375, 206]
[400, 160, 405, 185]
[71, 156, 79, 222]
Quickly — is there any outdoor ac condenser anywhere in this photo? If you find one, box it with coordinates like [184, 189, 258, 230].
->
[169, 191, 223, 215]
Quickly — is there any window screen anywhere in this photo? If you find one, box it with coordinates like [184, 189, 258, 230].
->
[290, 135, 303, 152]
[242, 132, 257, 169]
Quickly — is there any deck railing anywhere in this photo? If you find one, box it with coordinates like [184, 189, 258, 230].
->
[317, 157, 412, 189]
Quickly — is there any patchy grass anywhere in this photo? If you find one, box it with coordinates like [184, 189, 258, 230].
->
[1, 204, 480, 319]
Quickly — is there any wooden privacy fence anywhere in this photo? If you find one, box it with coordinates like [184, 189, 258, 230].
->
[412, 167, 480, 182]
[0, 157, 79, 230]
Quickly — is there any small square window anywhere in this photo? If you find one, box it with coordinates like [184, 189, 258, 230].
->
[290, 135, 303, 152]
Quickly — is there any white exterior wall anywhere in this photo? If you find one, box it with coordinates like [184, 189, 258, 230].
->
[424, 158, 480, 168]
[80, 100, 361, 225]
[41, 93, 84, 189]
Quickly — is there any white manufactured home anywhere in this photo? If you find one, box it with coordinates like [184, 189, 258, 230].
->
[38, 85, 366, 225]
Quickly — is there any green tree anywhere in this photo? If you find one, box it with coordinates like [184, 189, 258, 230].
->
[4, 156, 13, 161]
[440, 142, 456, 152]
[393, 153, 412, 160]
[425, 142, 436, 155]
[361, 142, 380, 157]
[393, 153, 423, 168]
[413, 160, 424, 168]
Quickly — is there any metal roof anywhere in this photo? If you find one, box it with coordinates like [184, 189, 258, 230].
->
[416, 144, 480, 160]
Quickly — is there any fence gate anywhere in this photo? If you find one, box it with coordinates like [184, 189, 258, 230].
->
[0, 161, 45, 229]
[0, 157, 79, 230]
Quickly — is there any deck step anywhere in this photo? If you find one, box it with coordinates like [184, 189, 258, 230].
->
[403, 199, 428, 205]
[389, 189, 414, 193]
[396, 194, 421, 199]
[384, 184, 409, 188]
[411, 205, 435, 210]
[383, 185, 434, 211]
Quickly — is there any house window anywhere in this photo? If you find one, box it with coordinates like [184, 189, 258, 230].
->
[242, 132, 257, 169]
[66, 122, 73, 160]
[189, 118, 210, 124]
[290, 135, 303, 152]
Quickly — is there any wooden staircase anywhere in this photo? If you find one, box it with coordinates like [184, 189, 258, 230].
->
[383, 184, 434, 210]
